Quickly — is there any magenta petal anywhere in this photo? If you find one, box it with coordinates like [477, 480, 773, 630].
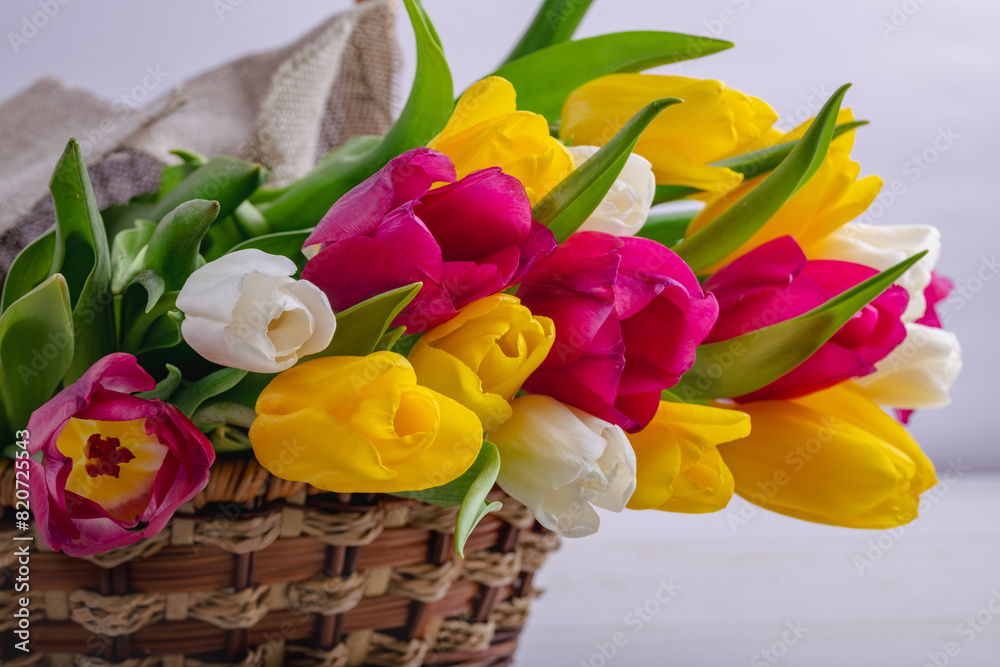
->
[799, 259, 878, 297]
[704, 236, 806, 298]
[739, 343, 870, 402]
[303, 236, 436, 312]
[440, 248, 518, 308]
[917, 271, 953, 328]
[511, 221, 558, 284]
[615, 238, 703, 319]
[304, 148, 456, 248]
[372, 206, 444, 276]
[415, 168, 533, 261]
[519, 233, 622, 365]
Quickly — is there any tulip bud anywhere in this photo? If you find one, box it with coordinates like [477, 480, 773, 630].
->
[627, 402, 750, 514]
[250, 352, 483, 493]
[409, 294, 555, 430]
[490, 394, 636, 538]
[716, 385, 937, 529]
[177, 249, 336, 373]
[561, 73, 776, 192]
[567, 146, 656, 237]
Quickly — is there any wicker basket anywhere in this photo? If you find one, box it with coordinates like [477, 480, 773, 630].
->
[0, 456, 559, 666]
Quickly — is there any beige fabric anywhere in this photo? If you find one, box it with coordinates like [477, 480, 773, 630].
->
[0, 0, 399, 282]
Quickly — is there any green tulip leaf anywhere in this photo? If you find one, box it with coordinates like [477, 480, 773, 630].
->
[1, 228, 56, 312]
[173, 367, 250, 419]
[636, 209, 699, 247]
[136, 363, 183, 401]
[307, 282, 422, 360]
[676, 84, 851, 272]
[146, 157, 262, 225]
[142, 200, 220, 292]
[490, 32, 733, 124]
[49, 139, 115, 384]
[110, 219, 157, 293]
[652, 120, 868, 205]
[258, 0, 453, 232]
[229, 230, 312, 273]
[534, 98, 681, 243]
[673, 251, 927, 400]
[396, 440, 502, 558]
[502, 0, 595, 64]
[159, 149, 209, 195]
[0, 274, 74, 432]
[375, 326, 407, 353]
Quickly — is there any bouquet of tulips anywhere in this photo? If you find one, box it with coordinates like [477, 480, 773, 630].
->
[2, 0, 960, 560]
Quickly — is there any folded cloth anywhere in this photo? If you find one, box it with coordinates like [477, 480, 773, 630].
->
[0, 0, 399, 285]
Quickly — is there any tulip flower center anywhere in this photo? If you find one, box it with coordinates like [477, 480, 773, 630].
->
[84, 433, 136, 479]
[57, 418, 169, 524]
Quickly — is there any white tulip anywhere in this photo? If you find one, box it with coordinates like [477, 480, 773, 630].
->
[489, 394, 637, 538]
[816, 222, 941, 322]
[568, 146, 656, 237]
[851, 323, 962, 409]
[177, 249, 336, 373]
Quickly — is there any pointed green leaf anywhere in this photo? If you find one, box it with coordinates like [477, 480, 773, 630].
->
[533, 98, 681, 243]
[396, 441, 502, 558]
[676, 84, 852, 272]
[110, 219, 157, 293]
[674, 251, 927, 400]
[146, 157, 262, 225]
[0, 275, 74, 431]
[136, 364, 183, 401]
[651, 120, 869, 204]
[503, 0, 595, 64]
[50, 139, 115, 384]
[375, 326, 407, 353]
[258, 0, 453, 232]
[306, 283, 423, 360]
[2, 229, 56, 312]
[143, 200, 219, 292]
[490, 32, 732, 124]
[173, 367, 249, 418]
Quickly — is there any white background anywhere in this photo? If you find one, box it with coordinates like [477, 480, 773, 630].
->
[2, 3, 999, 665]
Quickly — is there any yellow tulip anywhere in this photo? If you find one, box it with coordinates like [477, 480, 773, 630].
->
[429, 76, 574, 204]
[560, 73, 777, 192]
[409, 294, 555, 431]
[250, 351, 483, 493]
[627, 402, 750, 513]
[715, 385, 937, 529]
[685, 109, 883, 272]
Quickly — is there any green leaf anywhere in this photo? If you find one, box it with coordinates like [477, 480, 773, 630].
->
[110, 219, 157, 293]
[675, 84, 851, 272]
[136, 364, 183, 401]
[316, 135, 383, 167]
[396, 441, 502, 558]
[1, 229, 56, 312]
[49, 139, 115, 384]
[159, 149, 208, 196]
[533, 98, 681, 243]
[503, 0, 595, 64]
[306, 283, 422, 359]
[651, 120, 868, 205]
[0, 275, 74, 432]
[146, 157, 262, 226]
[229, 230, 311, 273]
[375, 326, 407, 353]
[673, 251, 927, 400]
[636, 209, 698, 247]
[490, 32, 733, 124]
[173, 367, 249, 418]
[258, 0, 453, 232]
[142, 200, 220, 291]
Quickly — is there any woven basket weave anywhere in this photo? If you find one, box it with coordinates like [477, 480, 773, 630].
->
[0, 456, 559, 666]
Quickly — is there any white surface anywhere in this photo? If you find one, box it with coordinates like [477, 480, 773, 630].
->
[1, 1, 998, 470]
[519, 473, 1000, 667]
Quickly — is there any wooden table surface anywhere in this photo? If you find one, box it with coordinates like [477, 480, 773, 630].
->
[518, 472, 1000, 666]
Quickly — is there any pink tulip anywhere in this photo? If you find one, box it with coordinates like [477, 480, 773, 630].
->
[703, 236, 909, 402]
[302, 148, 555, 333]
[27, 354, 214, 556]
[518, 232, 718, 432]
